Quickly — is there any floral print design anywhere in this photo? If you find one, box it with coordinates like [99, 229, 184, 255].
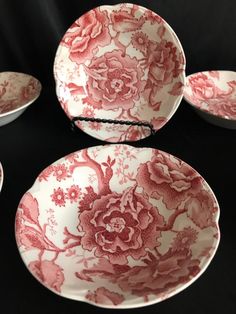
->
[84, 49, 145, 110]
[136, 152, 203, 210]
[0, 72, 41, 115]
[61, 8, 111, 65]
[29, 260, 64, 292]
[54, 3, 185, 142]
[184, 71, 236, 120]
[15, 145, 220, 308]
[80, 187, 164, 265]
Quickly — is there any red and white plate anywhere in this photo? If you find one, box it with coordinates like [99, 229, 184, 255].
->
[15, 144, 220, 309]
[184, 70, 236, 129]
[54, 3, 186, 142]
[0, 72, 42, 127]
[0, 162, 3, 192]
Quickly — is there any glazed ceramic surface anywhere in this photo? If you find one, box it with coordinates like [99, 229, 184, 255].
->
[0, 72, 41, 126]
[54, 3, 186, 142]
[0, 162, 3, 192]
[184, 71, 236, 129]
[15, 144, 220, 309]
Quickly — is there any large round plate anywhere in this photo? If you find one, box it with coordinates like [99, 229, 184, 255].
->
[54, 3, 186, 142]
[15, 145, 220, 308]
[184, 70, 236, 129]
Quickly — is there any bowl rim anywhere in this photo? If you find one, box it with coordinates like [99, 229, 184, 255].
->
[0, 71, 42, 118]
[184, 70, 236, 121]
[14, 144, 220, 309]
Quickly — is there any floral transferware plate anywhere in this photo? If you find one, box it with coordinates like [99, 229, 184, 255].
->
[15, 144, 220, 309]
[0, 71, 42, 127]
[54, 3, 186, 142]
[184, 70, 236, 129]
[0, 162, 3, 192]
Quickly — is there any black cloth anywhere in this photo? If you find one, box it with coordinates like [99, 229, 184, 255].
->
[0, 0, 235, 313]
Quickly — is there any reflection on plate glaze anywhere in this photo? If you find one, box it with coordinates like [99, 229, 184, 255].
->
[15, 145, 220, 309]
[54, 3, 186, 142]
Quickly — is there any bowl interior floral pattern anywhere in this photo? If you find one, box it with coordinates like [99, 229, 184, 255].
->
[184, 71, 236, 120]
[54, 3, 186, 142]
[0, 72, 41, 116]
[15, 144, 220, 308]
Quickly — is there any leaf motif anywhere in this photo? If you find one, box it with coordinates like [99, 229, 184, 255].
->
[168, 82, 184, 96]
[21, 228, 49, 250]
[65, 249, 76, 257]
[29, 260, 65, 292]
[79, 186, 98, 212]
[86, 287, 124, 306]
[76, 271, 94, 282]
[110, 159, 116, 167]
[19, 192, 40, 225]
[157, 25, 166, 38]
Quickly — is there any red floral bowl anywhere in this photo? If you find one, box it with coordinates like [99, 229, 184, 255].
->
[184, 70, 236, 129]
[54, 3, 186, 142]
[0, 162, 3, 192]
[15, 144, 220, 309]
[0, 71, 42, 127]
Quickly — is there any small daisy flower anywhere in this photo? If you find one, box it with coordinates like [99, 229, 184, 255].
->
[51, 187, 66, 207]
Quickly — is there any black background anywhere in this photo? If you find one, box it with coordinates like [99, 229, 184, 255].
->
[0, 0, 236, 313]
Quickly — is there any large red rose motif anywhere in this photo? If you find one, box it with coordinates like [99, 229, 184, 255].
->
[61, 8, 111, 65]
[79, 187, 164, 265]
[84, 50, 145, 110]
[28, 260, 64, 292]
[147, 40, 183, 87]
[188, 73, 221, 101]
[136, 153, 203, 210]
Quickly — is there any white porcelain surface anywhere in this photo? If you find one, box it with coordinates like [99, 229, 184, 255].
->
[15, 144, 220, 308]
[54, 3, 186, 142]
[184, 71, 236, 129]
[0, 71, 42, 126]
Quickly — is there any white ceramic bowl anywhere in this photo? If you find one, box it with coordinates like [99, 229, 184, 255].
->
[0, 162, 3, 192]
[15, 144, 220, 309]
[184, 70, 236, 129]
[54, 3, 186, 142]
[0, 71, 42, 126]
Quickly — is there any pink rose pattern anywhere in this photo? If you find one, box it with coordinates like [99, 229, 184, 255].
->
[60, 8, 111, 65]
[15, 145, 219, 308]
[83, 49, 145, 110]
[54, 4, 185, 142]
[184, 71, 236, 119]
[0, 72, 41, 114]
